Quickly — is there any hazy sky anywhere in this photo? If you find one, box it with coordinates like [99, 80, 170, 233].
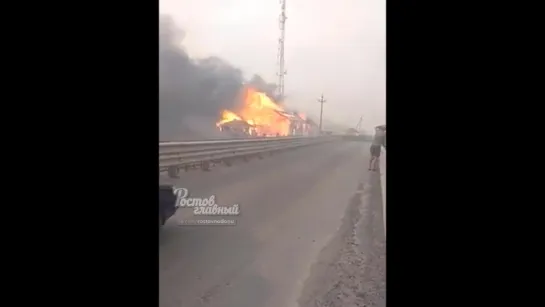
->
[159, 0, 385, 131]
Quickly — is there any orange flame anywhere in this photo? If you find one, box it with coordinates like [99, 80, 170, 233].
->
[216, 110, 242, 127]
[216, 87, 291, 136]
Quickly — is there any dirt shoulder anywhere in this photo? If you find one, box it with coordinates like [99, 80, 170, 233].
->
[298, 172, 386, 307]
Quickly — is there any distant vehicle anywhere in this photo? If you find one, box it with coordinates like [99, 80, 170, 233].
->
[159, 184, 178, 228]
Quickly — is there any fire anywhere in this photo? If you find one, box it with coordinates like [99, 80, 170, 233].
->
[216, 110, 242, 127]
[216, 87, 291, 136]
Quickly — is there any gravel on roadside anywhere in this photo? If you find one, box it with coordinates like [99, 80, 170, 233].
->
[298, 172, 386, 307]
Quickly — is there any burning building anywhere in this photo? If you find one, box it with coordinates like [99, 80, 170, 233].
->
[291, 112, 312, 136]
[216, 87, 291, 137]
[216, 86, 319, 137]
[218, 120, 254, 137]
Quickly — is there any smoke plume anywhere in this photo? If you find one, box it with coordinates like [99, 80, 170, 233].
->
[159, 15, 279, 140]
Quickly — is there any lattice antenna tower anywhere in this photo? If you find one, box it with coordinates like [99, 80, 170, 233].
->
[276, 0, 287, 101]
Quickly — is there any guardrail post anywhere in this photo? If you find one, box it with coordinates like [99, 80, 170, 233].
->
[201, 161, 210, 171]
[167, 166, 179, 178]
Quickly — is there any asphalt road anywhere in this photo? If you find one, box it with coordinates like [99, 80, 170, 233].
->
[159, 140, 384, 307]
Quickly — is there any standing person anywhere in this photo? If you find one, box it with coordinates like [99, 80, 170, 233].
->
[368, 126, 385, 171]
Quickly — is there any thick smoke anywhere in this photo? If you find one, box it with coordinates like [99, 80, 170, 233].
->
[159, 15, 279, 140]
[246, 75, 280, 102]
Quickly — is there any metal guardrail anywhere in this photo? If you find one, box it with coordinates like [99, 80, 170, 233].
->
[159, 136, 339, 178]
[379, 147, 386, 233]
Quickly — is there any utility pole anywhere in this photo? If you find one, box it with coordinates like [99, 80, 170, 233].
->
[355, 116, 363, 132]
[318, 94, 326, 133]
